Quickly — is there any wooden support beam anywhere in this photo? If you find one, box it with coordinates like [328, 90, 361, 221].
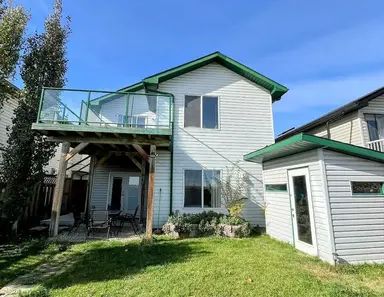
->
[49, 142, 70, 237]
[145, 145, 156, 240]
[65, 142, 89, 161]
[125, 153, 142, 170]
[95, 132, 102, 138]
[139, 158, 146, 223]
[76, 131, 85, 137]
[84, 157, 95, 220]
[132, 144, 149, 162]
[110, 144, 119, 150]
[97, 152, 112, 166]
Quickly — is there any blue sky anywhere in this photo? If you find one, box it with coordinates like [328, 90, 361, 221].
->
[14, 0, 384, 135]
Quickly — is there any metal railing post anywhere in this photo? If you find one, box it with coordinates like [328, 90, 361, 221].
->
[84, 91, 91, 125]
[37, 87, 45, 123]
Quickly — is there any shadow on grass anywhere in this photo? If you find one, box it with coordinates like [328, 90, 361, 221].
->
[0, 240, 59, 287]
[44, 238, 207, 289]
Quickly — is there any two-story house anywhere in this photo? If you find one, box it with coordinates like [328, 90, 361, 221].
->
[276, 86, 384, 151]
[31, 52, 288, 235]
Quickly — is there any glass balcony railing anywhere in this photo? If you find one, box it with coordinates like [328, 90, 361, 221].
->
[37, 87, 173, 132]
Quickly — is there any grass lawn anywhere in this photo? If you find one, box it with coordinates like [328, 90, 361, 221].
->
[0, 239, 60, 287]
[14, 236, 380, 297]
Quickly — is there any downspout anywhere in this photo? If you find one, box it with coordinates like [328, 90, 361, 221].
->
[326, 121, 331, 139]
[144, 87, 175, 215]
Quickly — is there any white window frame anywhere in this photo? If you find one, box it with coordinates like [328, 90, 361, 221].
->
[183, 168, 221, 208]
[184, 95, 220, 129]
[364, 113, 384, 141]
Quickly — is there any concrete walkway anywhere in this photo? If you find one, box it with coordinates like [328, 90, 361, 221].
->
[0, 260, 67, 296]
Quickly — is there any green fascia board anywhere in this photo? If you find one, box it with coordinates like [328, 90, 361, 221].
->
[121, 51, 288, 101]
[244, 133, 305, 161]
[32, 123, 172, 136]
[244, 133, 384, 163]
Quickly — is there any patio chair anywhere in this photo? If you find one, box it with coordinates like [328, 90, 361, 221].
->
[124, 206, 140, 234]
[87, 209, 112, 238]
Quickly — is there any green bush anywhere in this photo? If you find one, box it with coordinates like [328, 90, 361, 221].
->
[219, 215, 246, 225]
[164, 211, 250, 237]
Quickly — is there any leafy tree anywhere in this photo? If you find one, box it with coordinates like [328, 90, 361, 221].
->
[0, 0, 70, 224]
[0, 0, 28, 108]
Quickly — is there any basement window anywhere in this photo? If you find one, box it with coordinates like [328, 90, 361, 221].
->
[351, 181, 384, 195]
[265, 184, 287, 192]
[184, 95, 218, 129]
[184, 169, 221, 208]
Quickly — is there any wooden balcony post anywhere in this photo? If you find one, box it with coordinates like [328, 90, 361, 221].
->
[49, 142, 70, 237]
[145, 145, 156, 240]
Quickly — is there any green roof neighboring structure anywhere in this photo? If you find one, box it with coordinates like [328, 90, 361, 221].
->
[244, 133, 384, 164]
[120, 51, 288, 101]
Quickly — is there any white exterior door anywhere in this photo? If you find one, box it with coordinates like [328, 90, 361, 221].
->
[108, 173, 141, 214]
[288, 167, 317, 256]
[122, 175, 141, 214]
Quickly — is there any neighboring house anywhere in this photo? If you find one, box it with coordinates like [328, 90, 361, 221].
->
[0, 79, 88, 177]
[32, 51, 288, 228]
[46, 144, 89, 178]
[276, 87, 384, 152]
[245, 134, 384, 265]
[0, 80, 19, 155]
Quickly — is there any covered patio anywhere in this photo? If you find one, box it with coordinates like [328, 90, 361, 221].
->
[32, 87, 174, 240]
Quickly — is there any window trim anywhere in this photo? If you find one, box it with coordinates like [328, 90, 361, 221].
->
[184, 95, 220, 129]
[350, 180, 384, 195]
[183, 168, 222, 208]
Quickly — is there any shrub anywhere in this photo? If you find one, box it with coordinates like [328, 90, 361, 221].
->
[18, 286, 50, 297]
[219, 215, 246, 225]
[163, 211, 251, 238]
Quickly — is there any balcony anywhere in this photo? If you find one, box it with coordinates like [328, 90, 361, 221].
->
[367, 139, 384, 152]
[32, 88, 173, 150]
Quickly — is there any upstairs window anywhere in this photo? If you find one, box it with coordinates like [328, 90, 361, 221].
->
[365, 114, 384, 141]
[184, 96, 218, 129]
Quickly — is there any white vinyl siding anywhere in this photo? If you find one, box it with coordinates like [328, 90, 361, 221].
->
[0, 96, 18, 158]
[89, 151, 170, 228]
[159, 62, 275, 226]
[153, 150, 171, 228]
[307, 112, 364, 147]
[263, 150, 334, 264]
[323, 150, 384, 264]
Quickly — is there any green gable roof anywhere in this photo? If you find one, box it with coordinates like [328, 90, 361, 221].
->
[121, 51, 288, 101]
[244, 133, 384, 164]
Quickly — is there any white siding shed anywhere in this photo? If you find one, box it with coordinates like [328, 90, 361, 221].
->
[245, 133, 384, 265]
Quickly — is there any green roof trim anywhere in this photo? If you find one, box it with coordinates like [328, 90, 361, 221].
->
[121, 52, 288, 101]
[244, 133, 384, 164]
